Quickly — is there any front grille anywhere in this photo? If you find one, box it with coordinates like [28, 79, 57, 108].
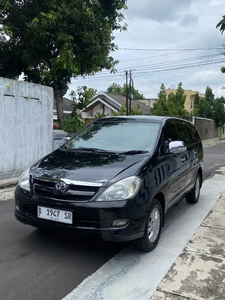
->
[33, 179, 100, 202]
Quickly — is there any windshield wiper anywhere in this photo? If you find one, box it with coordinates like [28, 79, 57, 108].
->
[120, 150, 149, 155]
[67, 147, 115, 153]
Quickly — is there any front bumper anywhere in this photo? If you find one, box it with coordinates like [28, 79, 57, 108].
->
[14, 186, 147, 242]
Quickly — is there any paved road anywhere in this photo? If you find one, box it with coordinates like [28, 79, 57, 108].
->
[203, 141, 225, 179]
[0, 142, 225, 300]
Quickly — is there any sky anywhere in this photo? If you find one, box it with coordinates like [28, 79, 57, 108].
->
[68, 0, 225, 99]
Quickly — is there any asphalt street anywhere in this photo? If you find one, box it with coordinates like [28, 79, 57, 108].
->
[0, 141, 225, 300]
[203, 141, 225, 179]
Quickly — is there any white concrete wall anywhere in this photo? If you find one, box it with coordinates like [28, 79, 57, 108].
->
[82, 103, 115, 119]
[92, 103, 114, 117]
[0, 77, 53, 179]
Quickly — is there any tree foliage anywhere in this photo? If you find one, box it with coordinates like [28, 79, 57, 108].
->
[151, 83, 188, 117]
[61, 116, 84, 134]
[107, 83, 145, 99]
[194, 92, 200, 108]
[217, 15, 225, 33]
[205, 86, 215, 106]
[70, 86, 97, 116]
[213, 97, 225, 127]
[0, 0, 127, 122]
[194, 87, 225, 126]
[114, 103, 143, 116]
[217, 16, 225, 74]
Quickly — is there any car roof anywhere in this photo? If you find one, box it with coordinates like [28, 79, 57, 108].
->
[95, 116, 191, 124]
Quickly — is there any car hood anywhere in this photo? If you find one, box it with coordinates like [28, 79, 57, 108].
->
[32, 149, 150, 185]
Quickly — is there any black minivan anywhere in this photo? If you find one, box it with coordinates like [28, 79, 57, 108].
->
[15, 116, 203, 252]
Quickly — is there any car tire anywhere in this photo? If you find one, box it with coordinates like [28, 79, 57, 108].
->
[186, 173, 201, 204]
[135, 199, 163, 252]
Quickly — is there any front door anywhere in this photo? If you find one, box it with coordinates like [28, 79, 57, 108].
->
[163, 120, 188, 211]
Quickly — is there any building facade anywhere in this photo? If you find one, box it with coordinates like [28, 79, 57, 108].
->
[165, 89, 205, 112]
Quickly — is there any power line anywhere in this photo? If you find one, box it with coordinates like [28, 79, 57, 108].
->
[133, 58, 224, 73]
[74, 56, 223, 80]
[133, 59, 225, 76]
[118, 46, 224, 52]
[133, 77, 159, 92]
[120, 54, 223, 71]
[75, 53, 223, 79]
[71, 58, 225, 84]
[118, 51, 190, 63]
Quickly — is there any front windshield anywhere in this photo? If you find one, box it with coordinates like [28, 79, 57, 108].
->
[64, 120, 160, 153]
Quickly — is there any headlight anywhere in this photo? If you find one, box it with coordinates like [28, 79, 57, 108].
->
[18, 168, 30, 191]
[96, 176, 141, 201]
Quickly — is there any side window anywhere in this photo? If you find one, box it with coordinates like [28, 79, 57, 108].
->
[164, 121, 179, 142]
[177, 122, 192, 145]
[187, 123, 200, 144]
[160, 121, 179, 155]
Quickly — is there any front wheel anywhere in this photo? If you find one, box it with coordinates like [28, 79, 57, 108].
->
[135, 199, 163, 252]
[186, 173, 201, 204]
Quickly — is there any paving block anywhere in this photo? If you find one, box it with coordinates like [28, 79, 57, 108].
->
[158, 251, 225, 300]
[188, 226, 225, 259]
[151, 291, 189, 300]
[212, 195, 225, 212]
[202, 210, 225, 230]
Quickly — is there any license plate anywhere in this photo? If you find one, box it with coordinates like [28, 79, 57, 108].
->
[37, 206, 73, 224]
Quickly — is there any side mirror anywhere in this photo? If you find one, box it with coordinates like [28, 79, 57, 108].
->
[169, 141, 187, 154]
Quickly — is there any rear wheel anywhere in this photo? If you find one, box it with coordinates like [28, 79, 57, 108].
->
[135, 199, 163, 252]
[186, 173, 201, 204]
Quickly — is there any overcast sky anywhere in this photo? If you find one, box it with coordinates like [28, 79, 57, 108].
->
[68, 0, 225, 99]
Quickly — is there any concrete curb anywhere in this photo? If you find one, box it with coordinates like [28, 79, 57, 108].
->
[0, 177, 19, 189]
[202, 137, 223, 148]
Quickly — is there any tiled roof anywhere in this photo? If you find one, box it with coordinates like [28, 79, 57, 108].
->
[104, 92, 151, 115]
[53, 97, 73, 112]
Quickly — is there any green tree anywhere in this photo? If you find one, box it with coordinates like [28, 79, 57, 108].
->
[205, 86, 214, 106]
[107, 83, 145, 100]
[151, 84, 169, 116]
[70, 86, 97, 116]
[61, 116, 84, 134]
[216, 16, 225, 73]
[195, 86, 214, 119]
[217, 15, 225, 33]
[114, 103, 143, 116]
[93, 112, 106, 120]
[213, 97, 225, 127]
[152, 82, 188, 117]
[0, 0, 127, 122]
[167, 82, 187, 117]
[194, 93, 200, 108]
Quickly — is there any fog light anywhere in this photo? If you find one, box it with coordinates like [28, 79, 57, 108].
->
[15, 204, 20, 211]
[112, 219, 129, 227]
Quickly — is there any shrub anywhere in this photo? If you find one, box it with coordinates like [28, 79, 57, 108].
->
[61, 117, 84, 134]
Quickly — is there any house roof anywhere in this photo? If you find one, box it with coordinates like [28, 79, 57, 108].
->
[105, 92, 151, 114]
[83, 92, 151, 115]
[53, 97, 73, 112]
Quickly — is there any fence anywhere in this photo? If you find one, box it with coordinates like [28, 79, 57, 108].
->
[192, 117, 219, 141]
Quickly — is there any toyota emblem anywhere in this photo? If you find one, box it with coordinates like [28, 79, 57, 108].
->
[55, 181, 67, 191]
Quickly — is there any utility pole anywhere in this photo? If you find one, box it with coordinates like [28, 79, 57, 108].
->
[129, 70, 134, 115]
[124, 70, 129, 115]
